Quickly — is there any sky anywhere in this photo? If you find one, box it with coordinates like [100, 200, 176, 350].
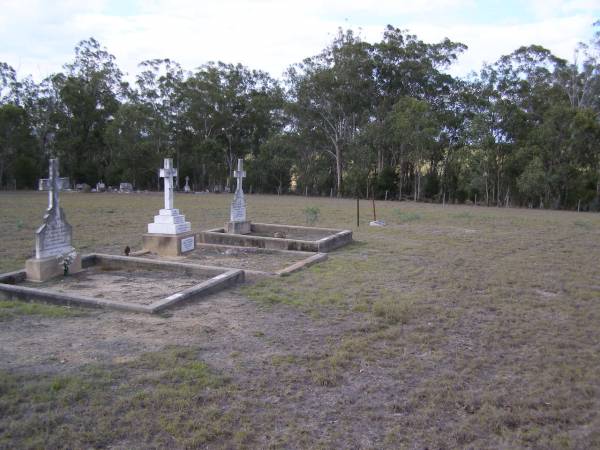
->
[1, 0, 599, 82]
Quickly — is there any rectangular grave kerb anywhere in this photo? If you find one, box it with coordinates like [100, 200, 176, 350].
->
[0, 254, 243, 314]
[198, 223, 352, 252]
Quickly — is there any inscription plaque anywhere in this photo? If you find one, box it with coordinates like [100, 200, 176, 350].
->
[181, 236, 195, 253]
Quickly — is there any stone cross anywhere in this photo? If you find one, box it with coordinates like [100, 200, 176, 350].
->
[48, 158, 59, 211]
[34, 157, 73, 260]
[234, 159, 246, 193]
[159, 158, 177, 210]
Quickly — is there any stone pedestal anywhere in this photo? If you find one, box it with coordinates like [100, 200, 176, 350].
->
[225, 220, 251, 235]
[25, 253, 82, 282]
[143, 231, 196, 257]
[148, 209, 191, 235]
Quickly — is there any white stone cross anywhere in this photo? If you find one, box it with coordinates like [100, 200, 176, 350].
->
[234, 159, 246, 193]
[159, 158, 178, 210]
[48, 158, 59, 211]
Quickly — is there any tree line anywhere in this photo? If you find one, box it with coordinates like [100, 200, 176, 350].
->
[1, 23, 599, 210]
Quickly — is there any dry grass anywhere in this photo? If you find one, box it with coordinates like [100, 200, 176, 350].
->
[1, 191, 600, 448]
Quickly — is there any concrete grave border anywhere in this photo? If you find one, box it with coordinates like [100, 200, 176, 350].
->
[198, 223, 352, 252]
[0, 253, 243, 314]
[133, 243, 328, 277]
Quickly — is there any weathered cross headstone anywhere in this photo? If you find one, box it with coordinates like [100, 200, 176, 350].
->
[184, 176, 191, 193]
[26, 158, 82, 281]
[39, 177, 70, 191]
[143, 158, 195, 256]
[226, 158, 251, 234]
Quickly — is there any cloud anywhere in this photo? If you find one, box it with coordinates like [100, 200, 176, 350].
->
[407, 14, 597, 76]
[0, 0, 597, 82]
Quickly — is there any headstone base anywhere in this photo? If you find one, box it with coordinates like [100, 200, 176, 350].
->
[226, 220, 251, 235]
[25, 253, 82, 282]
[142, 231, 196, 257]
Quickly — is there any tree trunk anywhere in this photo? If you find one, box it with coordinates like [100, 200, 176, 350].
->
[413, 168, 417, 201]
[397, 159, 403, 200]
[335, 143, 342, 197]
[497, 169, 501, 206]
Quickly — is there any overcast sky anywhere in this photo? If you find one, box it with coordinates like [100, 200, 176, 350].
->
[1, 0, 599, 82]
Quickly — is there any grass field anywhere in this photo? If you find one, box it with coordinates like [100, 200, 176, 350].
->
[1, 191, 599, 448]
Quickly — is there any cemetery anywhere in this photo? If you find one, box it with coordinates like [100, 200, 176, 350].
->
[1, 165, 599, 448]
[0, 157, 346, 313]
[2, 5, 600, 446]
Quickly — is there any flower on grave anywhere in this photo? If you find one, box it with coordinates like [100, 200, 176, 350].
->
[61, 250, 77, 276]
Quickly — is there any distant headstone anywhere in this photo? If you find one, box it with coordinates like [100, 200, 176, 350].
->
[96, 181, 106, 192]
[184, 176, 191, 193]
[38, 179, 49, 191]
[26, 158, 82, 281]
[119, 182, 133, 192]
[75, 183, 91, 192]
[226, 158, 251, 234]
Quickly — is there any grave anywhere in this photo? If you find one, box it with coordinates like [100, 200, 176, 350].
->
[119, 182, 133, 192]
[184, 176, 191, 193]
[199, 158, 352, 252]
[199, 224, 352, 252]
[26, 158, 82, 282]
[143, 158, 196, 256]
[96, 180, 106, 192]
[2, 159, 242, 313]
[226, 158, 251, 234]
[1, 254, 243, 314]
[136, 243, 328, 278]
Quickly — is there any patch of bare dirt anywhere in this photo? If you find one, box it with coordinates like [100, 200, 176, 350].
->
[21, 268, 208, 305]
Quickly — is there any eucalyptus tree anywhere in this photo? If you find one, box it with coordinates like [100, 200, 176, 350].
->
[0, 62, 18, 105]
[52, 38, 126, 183]
[287, 29, 375, 196]
[0, 103, 37, 188]
[103, 101, 157, 188]
[135, 58, 188, 187]
[387, 97, 439, 200]
[182, 62, 284, 190]
[370, 26, 466, 198]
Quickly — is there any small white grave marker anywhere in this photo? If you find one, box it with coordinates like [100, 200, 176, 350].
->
[147, 158, 192, 235]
